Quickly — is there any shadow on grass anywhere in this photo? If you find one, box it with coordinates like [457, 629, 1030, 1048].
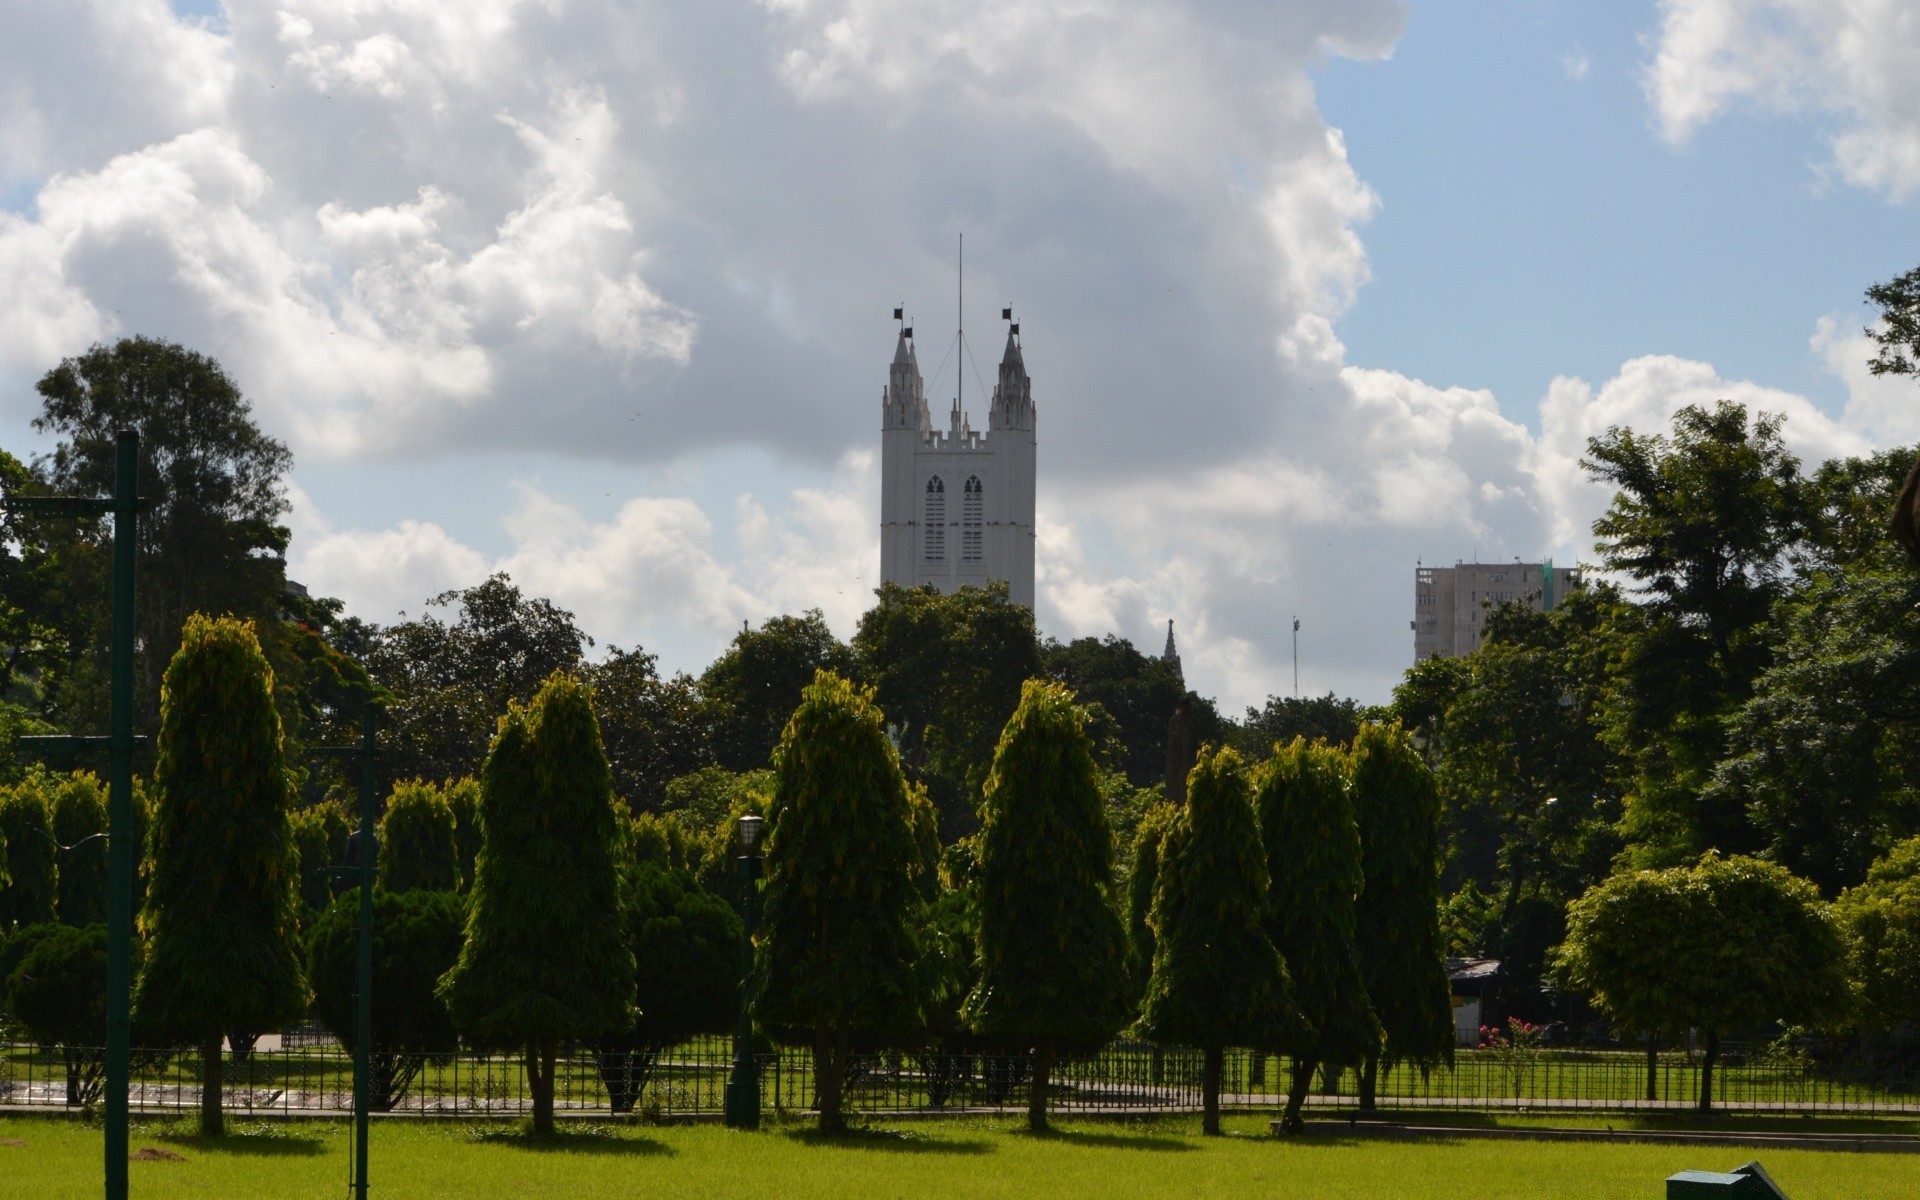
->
[1020, 1127, 1196, 1152]
[467, 1126, 674, 1157]
[155, 1129, 328, 1157]
[782, 1127, 994, 1156]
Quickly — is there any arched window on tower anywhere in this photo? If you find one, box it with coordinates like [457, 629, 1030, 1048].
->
[963, 476, 983, 562]
[924, 476, 945, 562]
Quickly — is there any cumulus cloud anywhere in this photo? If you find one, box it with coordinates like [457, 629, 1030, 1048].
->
[1645, 0, 1920, 198]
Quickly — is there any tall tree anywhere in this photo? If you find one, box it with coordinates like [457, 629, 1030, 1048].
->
[369, 575, 589, 788]
[1584, 401, 1805, 866]
[1557, 854, 1847, 1110]
[1233, 693, 1365, 763]
[49, 772, 109, 927]
[133, 615, 307, 1135]
[33, 338, 294, 733]
[1833, 835, 1920, 1033]
[438, 673, 634, 1135]
[589, 646, 712, 813]
[854, 582, 1041, 838]
[754, 671, 932, 1133]
[1350, 723, 1454, 1109]
[1256, 738, 1380, 1133]
[1124, 799, 1178, 1003]
[1040, 634, 1220, 786]
[1138, 746, 1298, 1134]
[701, 611, 852, 772]
[965, 680, 1131, 1133]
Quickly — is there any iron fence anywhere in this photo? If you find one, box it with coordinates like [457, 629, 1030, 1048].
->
[1, 1038, 1914, 1119]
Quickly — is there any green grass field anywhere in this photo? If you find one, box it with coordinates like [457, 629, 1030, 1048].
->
[4, 1114, 1919, 1199]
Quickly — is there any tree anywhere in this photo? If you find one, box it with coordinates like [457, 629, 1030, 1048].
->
[965, 679, 1131, 1133]
[0, 774, 56, 931]
[33, 337, 294, 734]
[378, 780, 461, 893]
[1584, 401, 1805, 865]
[438, 672, 633, 1136]
[754, 671, 931, 1132]
[701, 611, 852, 772]
[307, 888, 464, 1109]
[1834, 835, 1920, 1032]
[1041, 634, 1220, 786]
[443, 778, 483, 892]
[369, 575, 590, 788]
[593, 819, 741, 1113]
[1138, 746, 1298, 1134]
[1256, 737, 1380, 1132]
[49, 772, 108, 927]
[854, 582, 1041, 838]
[5, 923, 116, 1103]
[589, 646, 712, 813]
[1124, 800, 1178, 1003]
[1557, 854, 1847, 1110]
[1350, 723, 1454, 1109]
[1233, 693, 1365, 763]
[133, 615, 307, 1135]
[291, 799, 353, 921]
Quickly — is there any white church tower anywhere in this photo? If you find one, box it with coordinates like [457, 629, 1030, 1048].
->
[879, 310, 1036, 607]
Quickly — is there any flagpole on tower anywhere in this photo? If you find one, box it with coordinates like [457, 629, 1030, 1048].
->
[1292, 616, 1300, 698]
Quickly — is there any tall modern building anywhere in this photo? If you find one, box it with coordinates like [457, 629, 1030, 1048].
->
[1413, 560, 1583, 660]
[878, 314, 1036, 607]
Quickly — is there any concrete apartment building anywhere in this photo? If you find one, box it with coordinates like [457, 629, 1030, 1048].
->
[1413, 560, 1584, 660]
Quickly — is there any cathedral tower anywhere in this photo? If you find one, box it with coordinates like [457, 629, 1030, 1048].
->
[879, 310, 1036, 606]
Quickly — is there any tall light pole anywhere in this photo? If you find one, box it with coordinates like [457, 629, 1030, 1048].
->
[724, 814, 765, 1129]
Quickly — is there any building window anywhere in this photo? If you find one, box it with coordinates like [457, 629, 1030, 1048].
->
[924, 477, 945, 562]
[963, 476, 983, 562]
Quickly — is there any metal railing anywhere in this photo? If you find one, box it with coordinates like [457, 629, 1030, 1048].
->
[2, 1039, 1914, 1119]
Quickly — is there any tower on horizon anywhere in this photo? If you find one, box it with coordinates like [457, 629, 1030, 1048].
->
[878, 308, 1036, 607]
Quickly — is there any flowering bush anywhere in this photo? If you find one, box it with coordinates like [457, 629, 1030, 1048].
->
[1477, 1018, 1543, 1098]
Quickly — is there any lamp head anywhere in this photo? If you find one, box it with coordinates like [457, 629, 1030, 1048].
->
[737, 813, 765, 850]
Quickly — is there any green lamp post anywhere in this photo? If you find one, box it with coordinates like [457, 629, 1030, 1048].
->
[723, 813, 765, 1129]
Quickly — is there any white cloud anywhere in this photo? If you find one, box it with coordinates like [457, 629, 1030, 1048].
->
[1645, 0, 1920, 198]
[1561, 48, 1592, 81]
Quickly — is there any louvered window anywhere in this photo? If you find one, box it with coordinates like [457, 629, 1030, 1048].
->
[924, 477, 945, 562]
[963, 476, 983, 562]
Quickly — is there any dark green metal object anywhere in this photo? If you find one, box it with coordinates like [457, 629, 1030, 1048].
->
[5, 432, 143, 1200]
[315, 707, 381, 1199]
[1668, 1161, 1789, 1199]
[723, 833, 763, 1129]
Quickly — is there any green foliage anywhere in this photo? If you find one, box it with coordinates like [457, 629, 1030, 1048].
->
[1558, 854, 1849, 1040]
[854, 582, 1041, 838]
[1233, 693, 1365, 764]
[0, 774, 56, 931]
[701, 610, 853, 772]
[33, 337, 294, 734]
[307, 888, 463, 1052]
[1040, 633, 1220, 786]
[1585, 401, 1804, 865]
[1351, 723, 1454, 1071]
[1865, 262, 1920, 378]
[378, 780, 461, 893]
[1255, 739, 1380, 1065]
[663, 765, 774, 835]
[1139, 746, 1297, 1049]
[965, 680, 1130, 1050]
[291, 799, 353, 919]
[48, 772, 108, 927]
[135, 615, 307, 1043]
[1835, 837, 1920, 1030]
[754, 670, 930, 1038]
[369, 575, 590, 788]
[443, 777, 482, 891]
[438, 672, 634, 1046]
[5, 922, 117, 1104]
[1124, 800, 1176, 1001]
[621, 860, 740, 1048]
[586, 645, 711, 814]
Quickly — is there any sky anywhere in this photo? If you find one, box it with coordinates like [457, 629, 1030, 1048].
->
[2, 0, 1918, 712]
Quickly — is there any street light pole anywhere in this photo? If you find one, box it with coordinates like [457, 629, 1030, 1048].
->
[723, 814, 765, 1129]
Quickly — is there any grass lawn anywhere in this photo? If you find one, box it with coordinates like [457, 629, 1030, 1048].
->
[4, 1113, 1920, 1199]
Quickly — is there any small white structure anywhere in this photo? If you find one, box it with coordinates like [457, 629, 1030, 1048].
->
[878, 315, 1036, 608]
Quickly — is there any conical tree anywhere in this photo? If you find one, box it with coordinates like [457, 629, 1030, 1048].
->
[1139, 746, 1300, 1134]
[378, 779, 461, 893]
[1256, 737, 1380, 1132]
[1125, 799, 1178, 1002]
[439, 672, 634, 1135]
[755, 670, 931, 1132]
[1350, 722, 1454, 1108]
[965, 679, 1130, 1133]
[134, 615, 307, 1136]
